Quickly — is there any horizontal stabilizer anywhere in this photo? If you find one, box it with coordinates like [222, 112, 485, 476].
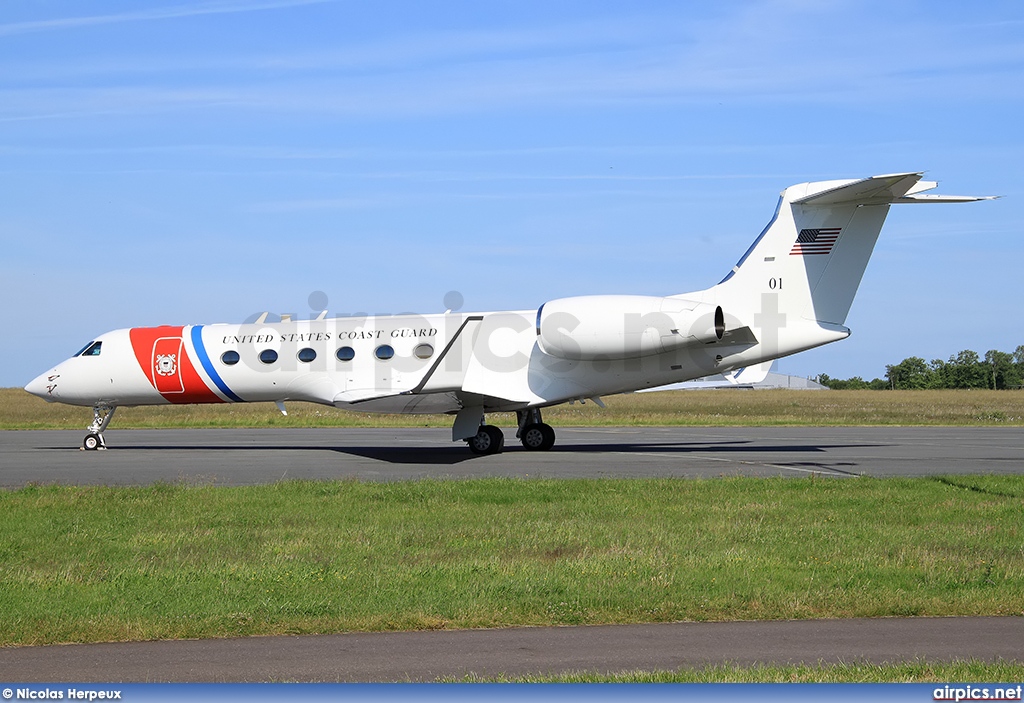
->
[895, 179, 999, 203]
[793, 173, 995, 207]
[895, 193, 998, 203]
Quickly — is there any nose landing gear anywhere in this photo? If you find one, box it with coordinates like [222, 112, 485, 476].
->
[82, 405, 117, 451]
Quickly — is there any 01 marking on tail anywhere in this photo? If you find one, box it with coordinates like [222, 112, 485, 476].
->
[25, 173, 994, 453]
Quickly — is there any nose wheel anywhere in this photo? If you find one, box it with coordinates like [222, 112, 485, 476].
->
[82, 405, 117, 451]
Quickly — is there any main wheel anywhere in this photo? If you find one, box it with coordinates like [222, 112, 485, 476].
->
[468, 425, 504, 455]
[520, 423, 555, 451]
[83, 433, 102, 451]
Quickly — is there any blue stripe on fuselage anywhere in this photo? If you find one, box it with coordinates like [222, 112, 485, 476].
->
[190, 325, 244, 403]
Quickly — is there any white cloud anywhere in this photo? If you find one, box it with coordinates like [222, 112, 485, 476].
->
[2, 3, 1021, 122]
[0, 0, 336, 37]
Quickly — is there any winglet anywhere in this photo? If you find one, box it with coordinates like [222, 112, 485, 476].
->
[723, 360, 773, 385]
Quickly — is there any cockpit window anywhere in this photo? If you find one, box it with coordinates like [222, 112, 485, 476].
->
[77, 341, 102, 357]
[74, 341, 96, 357]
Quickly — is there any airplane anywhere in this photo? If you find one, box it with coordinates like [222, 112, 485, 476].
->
[24, 172, 993, 454]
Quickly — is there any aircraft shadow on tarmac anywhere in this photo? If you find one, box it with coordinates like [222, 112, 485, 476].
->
[48, 439, 885, 467]
[336, 440, 877, 471]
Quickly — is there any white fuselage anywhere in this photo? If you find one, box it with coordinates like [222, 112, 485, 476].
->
[26, 302, 780, 415]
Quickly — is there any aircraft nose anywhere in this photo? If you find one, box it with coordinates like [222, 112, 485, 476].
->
[25, 370, 58, 402]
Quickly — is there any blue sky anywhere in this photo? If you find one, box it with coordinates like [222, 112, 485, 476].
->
[3, 0, 1022, 387]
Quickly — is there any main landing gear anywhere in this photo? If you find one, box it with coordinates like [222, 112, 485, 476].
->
[465, 408, 557, 455]
[517, 407, 555, 451]
[82, 405, 117, 451]
[467, 424, 504, 455]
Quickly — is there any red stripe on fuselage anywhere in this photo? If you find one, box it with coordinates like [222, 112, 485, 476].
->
[129, 326, 224, 404]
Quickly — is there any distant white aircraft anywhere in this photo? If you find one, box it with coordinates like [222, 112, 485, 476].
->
[25, 173, 993, 453]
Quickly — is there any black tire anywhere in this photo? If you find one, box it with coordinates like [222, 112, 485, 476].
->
[520, 423, 548, 450]
[536, 423, 556, 450]
[83, 433, 101, 451]
[468, 425, 504, 455]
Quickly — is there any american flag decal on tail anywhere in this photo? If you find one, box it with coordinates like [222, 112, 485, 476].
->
[790, 228, 841, 255]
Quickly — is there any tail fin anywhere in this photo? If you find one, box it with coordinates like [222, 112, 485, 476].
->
[709, 173, 993, 357]
[717, 172, 994, 325]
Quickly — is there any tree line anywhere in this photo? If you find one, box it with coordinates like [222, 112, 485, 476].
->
[816, 346, 1024, 390]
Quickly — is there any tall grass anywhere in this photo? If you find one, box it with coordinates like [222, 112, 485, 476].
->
[1, 476, 1021, 646]
[450, 660, 1024, 682]
[4, 388, 1024, 429]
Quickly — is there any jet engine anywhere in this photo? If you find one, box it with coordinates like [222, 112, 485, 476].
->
[536, 295, 724, 360]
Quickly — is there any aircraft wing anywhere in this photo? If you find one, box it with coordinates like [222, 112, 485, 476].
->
[335, 389, 464, 414]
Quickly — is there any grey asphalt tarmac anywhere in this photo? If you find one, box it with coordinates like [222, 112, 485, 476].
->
[2, 425, 1023, 486]
[1, 426, 1021, 682]
[1, 617, 1021, 682]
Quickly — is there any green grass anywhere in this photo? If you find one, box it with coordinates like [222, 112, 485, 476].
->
[448, 660, 1024, 682]
[1, 476, 1021, 647]
[5, 388, 1024, 430]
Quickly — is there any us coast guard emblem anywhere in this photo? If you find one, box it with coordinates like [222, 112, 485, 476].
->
[155, 353, 177, 376]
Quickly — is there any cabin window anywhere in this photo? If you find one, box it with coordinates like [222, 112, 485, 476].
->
[374, 344, 395, 360]
[221, 350, 240, 365]
[414, 343, 434, 359]
[297, 347, 316, 363]
[336, 346, 355, 362]
[78, 341, 102, 357]
[259, 349, 278, 365]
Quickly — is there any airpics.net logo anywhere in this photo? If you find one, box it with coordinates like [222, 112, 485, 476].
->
[934, 685, 1024, 701]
